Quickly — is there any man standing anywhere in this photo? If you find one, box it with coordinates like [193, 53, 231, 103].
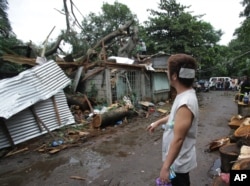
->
[147, 54, 199, 186]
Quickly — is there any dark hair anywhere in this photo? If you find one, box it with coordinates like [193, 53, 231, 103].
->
[168, 54, 197, 87]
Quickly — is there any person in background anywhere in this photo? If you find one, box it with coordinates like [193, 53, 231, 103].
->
[239, 76, 250, 101]
[224, 79, 230, 96]
[146, 54, 199, 186]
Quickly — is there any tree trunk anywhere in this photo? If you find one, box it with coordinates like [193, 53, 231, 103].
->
[75, 20, 134, 64]
[117, 26, 139, 58]
[91, 106, 136, 128]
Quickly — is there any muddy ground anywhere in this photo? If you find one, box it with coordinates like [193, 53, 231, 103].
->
[0, 90, 237, 186]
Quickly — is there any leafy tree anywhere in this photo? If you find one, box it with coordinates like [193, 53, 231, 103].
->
[0, 0, 28, 77]
[144, 0, 222, 54]
[0, 0, 11, 37]
[142, 0, 225, 77]
[227, 0, 250, 76]
[79, 1, 138, 55]
[240, 0, 250, 17]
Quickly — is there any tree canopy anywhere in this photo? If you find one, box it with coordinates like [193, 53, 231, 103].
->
[142, 0, 223, 77]
[2, 0, 250, 79]
[227, 0, 250, 76]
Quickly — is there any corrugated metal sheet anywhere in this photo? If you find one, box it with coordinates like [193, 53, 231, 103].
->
[0, 60, 71, 119]
[0, 60, 75, 149]
[0, 91, 75, 149]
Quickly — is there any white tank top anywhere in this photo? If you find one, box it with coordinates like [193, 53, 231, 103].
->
[162, 89, 199, 173]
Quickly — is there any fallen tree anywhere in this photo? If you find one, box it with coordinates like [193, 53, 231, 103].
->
[91, 106, 137, 128]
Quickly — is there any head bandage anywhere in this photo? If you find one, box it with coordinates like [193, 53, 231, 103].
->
[179, 67, 195, 79]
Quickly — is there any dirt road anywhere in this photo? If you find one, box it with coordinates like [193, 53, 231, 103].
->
[0, 90, 237, 186]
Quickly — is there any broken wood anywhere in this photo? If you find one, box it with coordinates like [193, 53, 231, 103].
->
[48, 144, 80, 154]
[34, 144, 46, 152]
[83, 94, 93, 113]
[45, 36, 63, 57]
[49, 148, 61, 154]
[93, 20, 134, 50]
[207, 137, 230, 152]
[5, 147, 29, 157]
[41, 26, 56, 57]
[52, 96, 62, 126]
[3, 54, 36, 66]
[30, 106, 56, 139]
[92, 114, 102, 128]
[76, 20, 134, 64]
[70, 176, 86, 181]
[81, 67, 105, 82]
[2, 54, 82, 68]
[157, 108, 168, 114]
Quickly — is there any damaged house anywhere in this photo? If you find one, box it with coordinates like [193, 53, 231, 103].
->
[83, 54, 171, 106]
[0, 17, 173, 150]
[0, 53, 172, 150]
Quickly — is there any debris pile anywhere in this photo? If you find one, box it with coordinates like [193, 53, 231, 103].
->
[210, 108, 250, 185]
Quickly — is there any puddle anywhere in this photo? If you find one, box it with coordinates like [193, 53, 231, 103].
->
[0, 157, 68, 186]
[79, 148, 110, 179]
[0, 148, 110, 185]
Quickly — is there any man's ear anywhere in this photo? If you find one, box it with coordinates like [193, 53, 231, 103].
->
[172, 73, 177, 80]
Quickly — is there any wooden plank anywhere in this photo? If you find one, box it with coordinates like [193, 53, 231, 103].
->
[157, 108, 168, 114]
[30, 106, 55, 139]
[52, 96, 62, 126]
[5, 147, 29, 157]
[83, 94, 93, 113]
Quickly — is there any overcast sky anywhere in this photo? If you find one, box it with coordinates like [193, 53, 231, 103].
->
[7, 0, 244, 46]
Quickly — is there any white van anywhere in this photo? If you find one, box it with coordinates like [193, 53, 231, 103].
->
[209, 77, 232, 90]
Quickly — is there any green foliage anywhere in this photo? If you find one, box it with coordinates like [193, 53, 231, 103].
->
[227, 0, 250, 77]
[0, 0, 28, 74]
[240, 0, 250, 17]
[141, 0, 224, 78]
[80, 1, 138, 55]
[0, 0, 12, 37]
[144, 0, 222, 55]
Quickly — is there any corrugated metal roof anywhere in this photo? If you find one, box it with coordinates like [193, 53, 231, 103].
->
[0, 91, 75, 149]
[0, 60, 71, 119]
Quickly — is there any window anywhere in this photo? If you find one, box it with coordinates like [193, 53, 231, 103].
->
[153, 72, 170, 91]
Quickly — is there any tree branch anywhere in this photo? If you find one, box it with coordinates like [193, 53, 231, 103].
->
[69, 0, 84, 30]
[63, 0, 70, 34]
